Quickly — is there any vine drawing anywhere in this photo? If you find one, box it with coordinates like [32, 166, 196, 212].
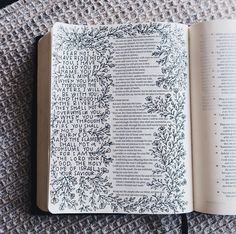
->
[49, 23, 188, 213]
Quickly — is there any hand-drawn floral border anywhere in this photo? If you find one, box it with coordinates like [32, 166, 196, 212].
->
[49, 22, 188, 213]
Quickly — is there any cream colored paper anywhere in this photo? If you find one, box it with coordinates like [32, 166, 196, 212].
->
[47, 22, 193, 214]
[190, 20, 236, 215]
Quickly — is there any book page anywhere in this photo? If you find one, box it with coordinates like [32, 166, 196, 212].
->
[47, 22, 192, 214]
[190, 20, 236, 215]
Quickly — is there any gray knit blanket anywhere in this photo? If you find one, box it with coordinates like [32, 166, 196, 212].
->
[1, 0, 236, 233]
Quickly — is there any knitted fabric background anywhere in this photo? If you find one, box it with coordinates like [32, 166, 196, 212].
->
[1, 0, 236, 233]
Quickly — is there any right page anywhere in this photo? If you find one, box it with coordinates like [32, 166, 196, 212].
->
[190, 20, 236, 215]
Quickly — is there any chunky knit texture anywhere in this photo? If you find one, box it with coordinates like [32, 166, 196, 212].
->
[1, 0, 236, 233]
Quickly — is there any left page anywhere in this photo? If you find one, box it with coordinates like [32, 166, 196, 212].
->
[47, 22, 192, 214]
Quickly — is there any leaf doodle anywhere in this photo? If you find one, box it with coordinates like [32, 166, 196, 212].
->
[144, 26, 188, 212]
[50, 23, 188, 213]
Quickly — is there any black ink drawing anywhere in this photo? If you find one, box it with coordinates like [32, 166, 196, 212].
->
[49, 23, 188, 213]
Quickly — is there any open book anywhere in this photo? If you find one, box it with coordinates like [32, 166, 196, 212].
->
[37, 20, 236, 214]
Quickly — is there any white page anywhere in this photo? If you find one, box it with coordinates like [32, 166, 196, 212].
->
[47, 22, 193, 214]
[190, 20, 236, 215]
